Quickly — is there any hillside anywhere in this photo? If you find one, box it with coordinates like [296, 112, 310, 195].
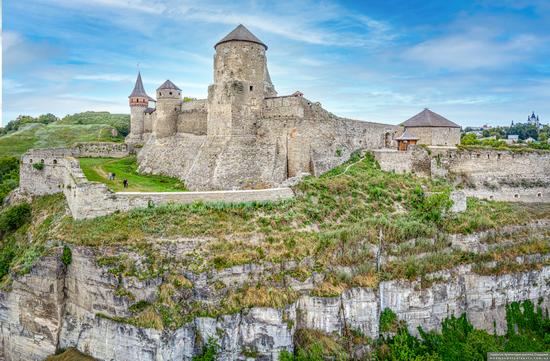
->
[1, 152, 549, 360]
[0, 111, 128, 157]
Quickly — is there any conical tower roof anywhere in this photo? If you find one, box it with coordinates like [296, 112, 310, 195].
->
[215, 24, 267, 50]
[401, 108, 460, 128]
[129, 72, 151, 98]
[157, 79, 181, 91]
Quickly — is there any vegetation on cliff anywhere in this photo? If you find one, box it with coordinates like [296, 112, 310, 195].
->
[279, 299, 550, 360]
[1, 153, 549, 330]
[79, 156, 187, 192]
[0, 156, 19, 203]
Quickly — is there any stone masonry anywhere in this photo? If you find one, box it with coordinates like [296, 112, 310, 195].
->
[127, 24, 400, 190]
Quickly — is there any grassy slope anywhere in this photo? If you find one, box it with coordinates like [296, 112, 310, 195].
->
[79, 157, 186, 192]
[0, 123, 121, 157]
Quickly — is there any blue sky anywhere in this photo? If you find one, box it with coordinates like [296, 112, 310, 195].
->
[3, 0, 550, 126]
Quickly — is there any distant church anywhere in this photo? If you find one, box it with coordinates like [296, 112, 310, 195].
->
[527, 112, 541, 128]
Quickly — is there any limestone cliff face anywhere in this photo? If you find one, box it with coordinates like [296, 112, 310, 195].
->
[1, 246, 548, 361]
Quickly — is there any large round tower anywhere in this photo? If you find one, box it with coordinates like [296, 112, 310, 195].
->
[207, 24, 276, 137]
[127, 72, 152, 143]
[152, 80, 181, 138]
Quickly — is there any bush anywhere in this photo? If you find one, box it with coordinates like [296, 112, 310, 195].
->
[192, 338, 217, 361]
[33, 162, 44, 171]
[0, 157, 19, 203]
[0, 203, 31, 234]
[380, 308, 399, 333]
[61, 246, 72, 266]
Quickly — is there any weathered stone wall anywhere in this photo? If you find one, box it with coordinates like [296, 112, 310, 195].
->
[374, 147, 550, 203]
[71, 142, 130, 158]
[19, 149, 73, 196]
[2, 246, 548, 361]
[178, 99, 207, 135]
[139, 96, 399, 190]
[432, 148, 550, 189]
[19, 150, 294, 220]
[406, 127, 460, 146]
[19, 145, 130, 196]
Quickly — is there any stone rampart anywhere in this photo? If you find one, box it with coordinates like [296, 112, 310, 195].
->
[19, 148, 294, 220]
[71, 142, 130, 158]
[373, 146, 550, 203]
[178, 99, 207, 135]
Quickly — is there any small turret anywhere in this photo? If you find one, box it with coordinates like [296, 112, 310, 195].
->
[127, 72, 154, 143]
[153, 80, 182, 138]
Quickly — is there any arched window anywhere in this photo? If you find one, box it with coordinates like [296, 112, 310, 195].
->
[53, 159, 57, 164]
[29, 159, 33, 163]
[169, 91, 172, 95]
[41, 159, 45, 164]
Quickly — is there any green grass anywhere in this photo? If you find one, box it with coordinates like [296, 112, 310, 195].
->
[0, 122, 122, 157]
[79, 156, 187, 192]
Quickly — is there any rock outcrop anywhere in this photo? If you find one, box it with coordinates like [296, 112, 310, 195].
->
[1, 246, 548, 361]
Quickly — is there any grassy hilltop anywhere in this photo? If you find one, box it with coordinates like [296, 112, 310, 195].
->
[0, 111, 130, 203]
[0, 111, 129, 157]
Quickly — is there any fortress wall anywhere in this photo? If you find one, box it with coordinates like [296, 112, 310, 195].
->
[144, 112, 154, 133]
[262, 97, 304, 118]
[178, 99, 208, 135]
[372, 149, 415, 174]
[71, 142, 130, 158]
[19, 149, 72, 195]
[432, 148, 550, 188]
[19, 150, 293, 219]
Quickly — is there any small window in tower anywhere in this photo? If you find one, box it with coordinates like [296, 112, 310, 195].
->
[169, 92, 173, 95]
[159, 92, 162, 96]
[249, 86, 254, 91]
[41, 159, 44, 164]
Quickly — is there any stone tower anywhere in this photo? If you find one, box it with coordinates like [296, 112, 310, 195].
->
[207, 24, 277, 137]
[153, 80, 181, 138]
[128, 72, 152, 143]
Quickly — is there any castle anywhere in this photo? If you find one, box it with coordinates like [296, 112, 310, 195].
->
[125, 24, 401, 190]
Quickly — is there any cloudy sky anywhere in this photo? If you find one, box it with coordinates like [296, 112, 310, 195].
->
[3, 0, 550, 126]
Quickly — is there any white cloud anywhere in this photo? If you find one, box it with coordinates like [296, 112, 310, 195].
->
[406, 29, 541, 70]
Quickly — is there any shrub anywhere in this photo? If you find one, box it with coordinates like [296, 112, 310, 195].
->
[192, 338, 217, 361]
[33, 162, 44, 171]
[0, 157, 20, 203]
[380, 308, 399, 333]
[61, 246, 72, 266]
[0, 203, 31, 234]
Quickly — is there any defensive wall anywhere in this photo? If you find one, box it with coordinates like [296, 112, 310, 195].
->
[138, 95, 400, 191]
[19, 145, 294, 220]
[373, 146, 550, 203]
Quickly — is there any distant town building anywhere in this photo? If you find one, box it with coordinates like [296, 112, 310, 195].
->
[525, 137, 535, 143]
[400, 108, 461, 146]
[506, 134, 519, 145]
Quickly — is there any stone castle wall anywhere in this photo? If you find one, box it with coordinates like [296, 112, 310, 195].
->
[138, 96, 400, 190]
[374, 147, 550, 203]
[178, 99, 208, 135]
[406, 127, 460, 146]
[19, 148, 294, 220]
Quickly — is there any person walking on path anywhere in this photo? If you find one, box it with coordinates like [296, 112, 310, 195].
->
[123, 179, 128, 188]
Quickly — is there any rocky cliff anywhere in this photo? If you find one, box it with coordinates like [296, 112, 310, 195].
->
[1, 244, 548, 361]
